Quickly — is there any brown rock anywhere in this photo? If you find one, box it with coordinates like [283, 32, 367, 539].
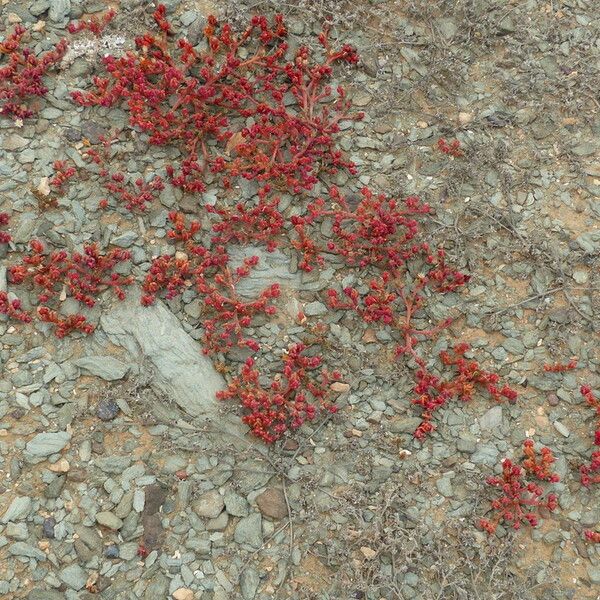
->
[330, 382, 350, 393]
[256, 488, 287, 520]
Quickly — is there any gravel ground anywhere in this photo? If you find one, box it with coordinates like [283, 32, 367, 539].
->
[0, 0, 599, 599]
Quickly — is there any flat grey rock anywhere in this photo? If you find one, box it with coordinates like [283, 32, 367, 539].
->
[100, 289, 225, 418]
[479, 406, 503, 430]
[49, 0, 71, 22]
[75, 356, 130, 381]
[1, 496, 32, 523]
[25, 431, 71, 457]
[28, 590, 65, 600]
[234, 513, 263, 548]
[59, 563, 87, 590]
[9, 542, 46, 561]
[96, 511, 123, 530]
[228, 246, 302, 298]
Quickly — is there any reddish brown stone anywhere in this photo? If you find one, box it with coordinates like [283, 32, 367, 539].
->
[256, 487, 288, 520]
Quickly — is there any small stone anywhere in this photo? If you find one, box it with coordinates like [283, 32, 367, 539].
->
[75, 356, 130, 381]
[3, 134, 28, 151]
[330, 382, 350, 393]
[587, 565, 600, 585]
[59, 563, 87, 591]
[479, 406, 502, 430]
[234, 513, 263, 548]
[43, 517, 56, 538]
[105, 544, 119, 559]
[172, 588, 194, 600]
[553, 421, 570, 438]
[133, 489, 145, 512]
[6, 522, 28, 540]
[206, 511, 229, 531]
[96, 399, 120, 421]
[27, 590, 64, 600]
[548, 394, 560, 406]
[435, 477, 453, 498]
[224, 492, 249, 517]
[360, 546, 377, 560]
[96, 511, 123, 530]
[352, 91, 372, 107]
[9, 542, 46, 561]
[255, 488, 287, 520]
[240, 567, 260, 599]
[1, 496, 32, 523]
[26, 431, 71, 457]
[48, 458, 70, 473]
[303, 301, 327, 316]
[192, 489, 224, 519]
[49, 0, 71, 23]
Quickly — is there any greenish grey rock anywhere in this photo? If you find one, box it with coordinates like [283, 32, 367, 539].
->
[435, 476, 453, 498]
[25, 432, 71, 458]
[224, 492, 249, 517]
[553, 421, 570, 437]
[28, 589, 65, 600]
[479, 406, 503, 430]
[59, 563, 87, 590]
[6, 522, 28, 540]
[240, 567, 260, 599]
[49, 0, 71, 22]
[234, 513, 263, 548]
[1, 496, 32, 523]
[9, 542, 46, 561]
[100, 289, 229, 420]
[471, 444, 499, 466]
[192, 489, 224, 519]
[75, 356, 130, 381]
[96, 511, 123, 530]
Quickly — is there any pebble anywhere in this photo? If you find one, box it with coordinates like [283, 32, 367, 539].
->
[240, 567, 260, 599]
[25, 431, 71, 458]
[192, 489, 224, 519]
[479, 406, 503, 430]
[96, 399, 120, 421]
[255, 488, 287, 520]
[1, 496, 32, 523]
[75, 356, 130, 381]
[553, 421, 570, 437]
[49, 0, 71, 22]
[42, 517, 56, 538]
[234, 513, 263, 548]
[96, 511, 124, 530]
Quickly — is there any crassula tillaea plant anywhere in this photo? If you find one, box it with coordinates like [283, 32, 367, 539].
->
[480, 440, 559, 535]
[0, 24, 67, 119]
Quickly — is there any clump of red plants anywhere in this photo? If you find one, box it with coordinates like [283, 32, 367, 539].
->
[0, 5, 598, 552]
[437, 137, 463, 158]
[217, 343, 341, 442]
[579, 385, 600, 488]
[543, 358, 578, 372]
[141, 211, 280, 354]
[0, 212, 11, 245]
[479, 440, 559, 535]
[410, 343, 518, 440]
[70, 6, 362, 194]
[5, 240, 132, 337]
[0, 24, 67, 119]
